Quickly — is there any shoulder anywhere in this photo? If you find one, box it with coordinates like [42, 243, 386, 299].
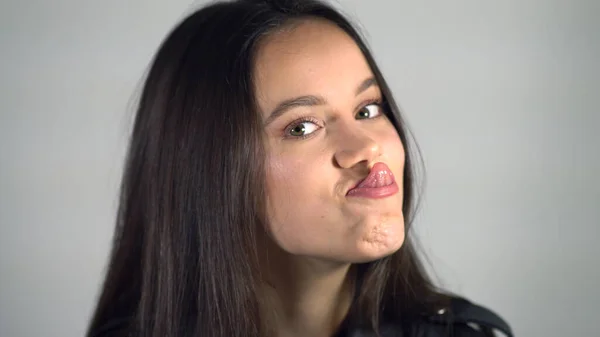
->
[374, 297, 513, 337]
[417, 297, 513, 337]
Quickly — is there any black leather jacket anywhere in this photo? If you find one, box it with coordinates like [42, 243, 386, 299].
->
[340, 298, 513, 337]
[92, 298, 512, 337]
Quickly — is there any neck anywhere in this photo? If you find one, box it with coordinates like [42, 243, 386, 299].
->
[260, 244, 355, 337]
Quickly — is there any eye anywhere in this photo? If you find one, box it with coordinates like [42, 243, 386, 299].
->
[355, 103, 383, 120]
[287, 120, 320, 137]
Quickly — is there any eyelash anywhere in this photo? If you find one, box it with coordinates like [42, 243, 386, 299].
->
[283, 98, 385, 140]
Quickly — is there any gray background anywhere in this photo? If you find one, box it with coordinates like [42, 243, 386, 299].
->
[1, 0, 598, 336]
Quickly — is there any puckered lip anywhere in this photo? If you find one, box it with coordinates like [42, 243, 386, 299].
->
[345, 162, 395, 195]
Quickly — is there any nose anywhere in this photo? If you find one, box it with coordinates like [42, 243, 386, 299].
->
[333, 125, 381, 169]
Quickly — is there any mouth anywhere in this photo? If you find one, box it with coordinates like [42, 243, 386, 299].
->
[346, 162, 399, 199]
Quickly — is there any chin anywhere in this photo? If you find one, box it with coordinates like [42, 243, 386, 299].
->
[352, 234, 405, 263]
[355, 214, 406, 261]
[344, 219, 405, 263]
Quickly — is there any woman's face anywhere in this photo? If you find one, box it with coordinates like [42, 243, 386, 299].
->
[254, 19, 406, 263]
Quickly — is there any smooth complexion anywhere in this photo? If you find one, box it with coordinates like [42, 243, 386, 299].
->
[254, 19, 407, 337]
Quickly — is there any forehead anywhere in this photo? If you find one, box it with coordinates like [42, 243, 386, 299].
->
[253, 19, 374, 115]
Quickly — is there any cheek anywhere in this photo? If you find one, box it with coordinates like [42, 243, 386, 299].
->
[264, 157, 309, 249]
[265, 155, 311, 218]
[265, 159, 288, 208]
[263, 151, 336, 248]
[265, 141, 328, 205]
[383, 126, 406, 169]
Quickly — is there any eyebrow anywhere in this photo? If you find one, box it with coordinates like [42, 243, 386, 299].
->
[263, 77, 378, 126]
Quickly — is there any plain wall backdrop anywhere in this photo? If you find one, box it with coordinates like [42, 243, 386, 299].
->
[1, 0, 598, 336]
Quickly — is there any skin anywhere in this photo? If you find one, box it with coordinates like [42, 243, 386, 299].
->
[253, 19, 406, 337]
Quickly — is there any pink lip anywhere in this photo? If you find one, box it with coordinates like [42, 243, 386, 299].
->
[346, 162, 399, 199]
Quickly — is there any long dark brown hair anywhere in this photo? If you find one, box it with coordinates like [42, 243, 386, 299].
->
[86, 1, 450, 336]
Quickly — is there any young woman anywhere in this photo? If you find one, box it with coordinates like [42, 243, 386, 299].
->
[87, 0, 513, 336]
